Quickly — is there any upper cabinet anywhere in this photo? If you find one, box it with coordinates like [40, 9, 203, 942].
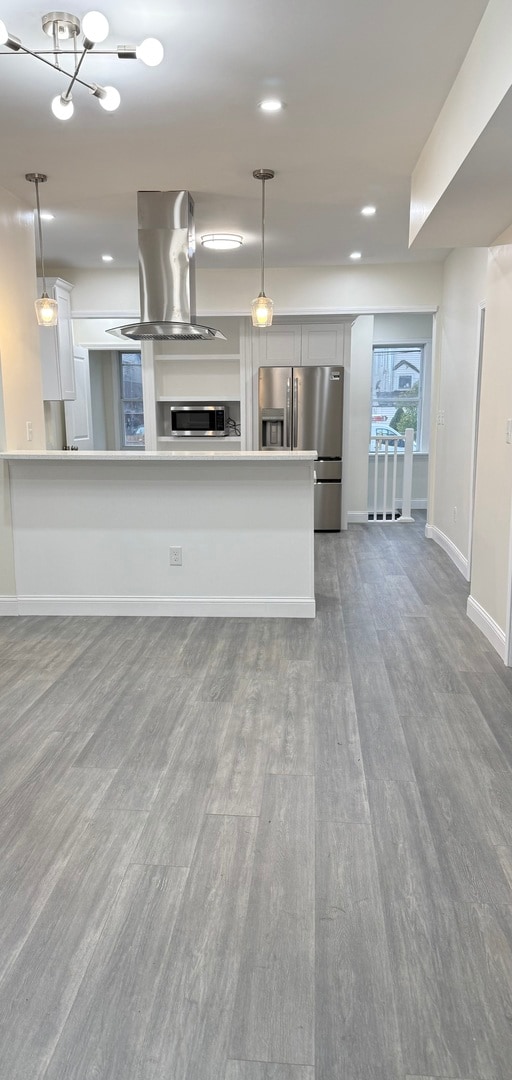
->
[256, 322, 349, 368]
[300, 324, 348, 366]
[38, 278, 76, 400]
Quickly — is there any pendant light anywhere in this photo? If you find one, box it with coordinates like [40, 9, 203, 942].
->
[251, 168, 275, 328]
[26, 172, 58, 327]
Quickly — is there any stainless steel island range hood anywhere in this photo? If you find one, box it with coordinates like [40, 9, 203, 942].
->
[109, 190, 225, 341]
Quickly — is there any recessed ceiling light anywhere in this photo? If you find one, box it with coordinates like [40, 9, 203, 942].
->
[40, 210, 54, 221]
[201, 234, 243, 250]
[350, 251, 362, 260]
[102, 254, 114, 262]
[361, 205, 376, 216]
[258, 98, 284, 113]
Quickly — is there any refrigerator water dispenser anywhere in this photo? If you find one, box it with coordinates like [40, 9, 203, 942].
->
[261, 409, 285, 449]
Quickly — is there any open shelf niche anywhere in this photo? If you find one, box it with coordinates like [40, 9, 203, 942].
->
[142, 317, 245, 452]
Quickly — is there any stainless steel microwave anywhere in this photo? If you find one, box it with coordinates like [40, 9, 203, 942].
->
[169, 405, 227, 437]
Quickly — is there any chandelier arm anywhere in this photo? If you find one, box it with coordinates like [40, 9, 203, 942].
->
[0, 49, 126, 56]
[61, 46, 89, 101]
[5, 43, 97, 92]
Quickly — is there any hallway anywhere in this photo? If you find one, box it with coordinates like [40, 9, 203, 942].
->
[0, 517, 511, 1079]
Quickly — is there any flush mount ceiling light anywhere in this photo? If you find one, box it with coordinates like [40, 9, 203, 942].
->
[258, 98, 284, 113]
[102, 253, 113, 262]
[26, 172, 58, 327]
[201, 234, 243, 251]
[350, 251, 362, 259]
[361, 205, 376, 216]
[0, 10, 163, 121]
[251, 169, 275, 329]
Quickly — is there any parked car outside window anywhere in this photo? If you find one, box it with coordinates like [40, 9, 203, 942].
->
[370, 422, 406, 452]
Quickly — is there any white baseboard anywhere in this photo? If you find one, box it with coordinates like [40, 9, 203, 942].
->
[347, 511, 369, 524]
[349, 500, 426, 525]
[425, 523, 469, 580]
[467, 595, 507, 661]
[14, 595, 316, 619]
[0, 596, 19, 615]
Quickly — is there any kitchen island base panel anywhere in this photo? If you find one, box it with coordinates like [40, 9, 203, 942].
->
[3, 453, 315, 619]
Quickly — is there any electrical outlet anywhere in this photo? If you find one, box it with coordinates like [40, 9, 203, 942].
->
[506, 419, 512, 444]
[169, 546, 182, 566]
[26, 421, 33, 442]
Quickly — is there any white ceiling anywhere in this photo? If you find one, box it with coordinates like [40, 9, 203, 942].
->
[0, 0, 490, 272]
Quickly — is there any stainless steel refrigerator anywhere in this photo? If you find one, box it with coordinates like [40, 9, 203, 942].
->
[258, 365, 344, 530]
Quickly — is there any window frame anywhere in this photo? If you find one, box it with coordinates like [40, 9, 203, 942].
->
[370, 339, 431, 454]
[118, 351, 144, 450]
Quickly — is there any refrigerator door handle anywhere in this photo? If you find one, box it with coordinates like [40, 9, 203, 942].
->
[293, 376, 299, 448]
[285, 377, 292, 448]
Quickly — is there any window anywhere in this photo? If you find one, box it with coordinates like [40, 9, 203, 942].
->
[370, 344, 425, 452]
[119, 352, 144, 447]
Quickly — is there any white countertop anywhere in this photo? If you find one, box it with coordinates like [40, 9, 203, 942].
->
[1, 450, 317, 463]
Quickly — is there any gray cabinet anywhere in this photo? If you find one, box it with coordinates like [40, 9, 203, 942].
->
[38, 278, 76, 400]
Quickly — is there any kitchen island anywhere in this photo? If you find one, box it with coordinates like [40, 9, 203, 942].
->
[1, 450, 316, 618]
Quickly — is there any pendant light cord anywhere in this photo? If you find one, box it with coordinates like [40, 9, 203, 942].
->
[33, 177, 47, 294]
[260, 177, 266, 296]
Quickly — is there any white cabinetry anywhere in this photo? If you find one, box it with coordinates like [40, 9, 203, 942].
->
[257, 322, 348, 367]
[38, 278, 76, 400]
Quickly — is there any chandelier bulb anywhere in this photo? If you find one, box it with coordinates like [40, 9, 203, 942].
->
[136, 37, 164, 66]
[51, 93, 74, 120]
[82, 11, 109, 44]
[94, 85, 121, 111]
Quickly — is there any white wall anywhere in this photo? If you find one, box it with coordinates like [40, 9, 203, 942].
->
[427, 248, 488, 575]
[0, 186, 46, 451]
[64, 264, 443, 319]
[470, 244, 512, 640]
[0, 184, 46, 604]
[89, 354, 108, 450]
[346, 315, 374, 518]
[410, 0, 512, 243]
[347, 312, 433, 521]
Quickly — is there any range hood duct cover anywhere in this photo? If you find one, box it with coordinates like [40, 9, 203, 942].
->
[108, 190, 225, 341]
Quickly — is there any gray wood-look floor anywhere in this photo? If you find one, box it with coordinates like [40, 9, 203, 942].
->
[1, 513, 512, 1079]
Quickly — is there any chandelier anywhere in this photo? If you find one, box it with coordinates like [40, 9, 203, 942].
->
[0, 10, 164, 120]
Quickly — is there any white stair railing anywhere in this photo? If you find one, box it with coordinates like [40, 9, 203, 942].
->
[369, 427, 414, 523]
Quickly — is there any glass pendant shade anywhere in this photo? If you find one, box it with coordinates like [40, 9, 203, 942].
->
[35, 294, 58, 327]
[251, 293, 273, 328]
